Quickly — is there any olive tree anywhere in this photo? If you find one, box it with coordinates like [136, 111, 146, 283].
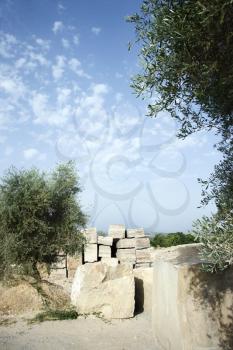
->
[0, 162, 86, 277]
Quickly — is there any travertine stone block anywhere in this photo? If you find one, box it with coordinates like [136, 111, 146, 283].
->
[101, 257, 119, 267]
[135, 237, 150, 250]
[116, 248, 136, 264]
[99, 245, 111, 258]
[84, 227, 97, 243]
[127, 228, 145, 238]
[135, 262, 152, 268]
[108, 224, 125, 239]
[98, 236, 113, 246]
[116, 238, 136, 249]
[136, 248, 151, 263]
[84, 243, 98, 263]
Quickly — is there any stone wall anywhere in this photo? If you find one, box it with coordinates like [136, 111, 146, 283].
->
[151, 244, 233, 350]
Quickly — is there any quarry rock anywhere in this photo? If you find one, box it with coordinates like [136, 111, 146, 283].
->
[135, 237, 150, 250]
[136, 248, 151, 263]
[152, 244, 233, 350]
[84, 227, 97, 244]
[108, 224, 125, 239]
[101, 257, 119, 267]
[127, 228, 145, 238]
[116, 248, 136, 264]
[84, 243, 98, 263]
[98, 236, 113, 246]
[99, 245, 111, 258]
[116, 238, 136, 249]
[71, 262, 135, 319]
[133, 267, 153, 317]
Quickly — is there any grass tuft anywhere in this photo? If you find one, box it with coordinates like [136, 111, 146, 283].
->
[29, 308, 79, 323]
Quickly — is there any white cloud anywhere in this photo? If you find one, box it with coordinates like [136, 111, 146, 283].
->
[91, 27, 101, 35]
[0, 32, 17, 58]
[52, 55, 66, 80]
[23, 148, 39, 159]
[35, 38, 50, 51]
[61, 38, 70, 49]
[52, 21, 64, 34]
[58, 2, 65, 13]
[73, 34, 80, 45]
[68, 58, 90, 78]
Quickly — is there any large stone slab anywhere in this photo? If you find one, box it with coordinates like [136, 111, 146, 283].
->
[116, 248, 136, 264]
[116, 238, 136, 249]
[71, 262, 135, 319]
[99, 245, 111, 258]
[127, 228, 145, 238]
[152, 244, 233, 350]
[135, 237, 150, 250]
[98, 236, 113, 246]
[136, 248, 151, 263]
[84, 227, 97, 243]
[101, 257, 119, 267]
[108, 224, 125, 239]
[84, 243, 98, 263]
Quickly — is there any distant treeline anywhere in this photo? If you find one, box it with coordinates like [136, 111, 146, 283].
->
[150, 232, 197, 248]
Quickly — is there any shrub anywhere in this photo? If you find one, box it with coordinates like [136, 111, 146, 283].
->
[150, 232, 197, 248]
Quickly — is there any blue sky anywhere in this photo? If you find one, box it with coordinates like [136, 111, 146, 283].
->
[0, 0, 221, 233]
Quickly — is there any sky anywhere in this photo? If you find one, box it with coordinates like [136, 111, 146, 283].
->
[0, 0, 222, 233]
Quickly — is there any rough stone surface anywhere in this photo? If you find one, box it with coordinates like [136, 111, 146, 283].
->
[71, 262, 135, 319]
[135, 262, 152, 268]
[127, 228, 145, 238]
[116, 238, 136, 249]
[108, 224, 125, 239]
[133, 267, 153, 317]
[135, 237, 150, 250]
[99, 245, 111, 258]
[84, 243, 98, 263]
[136, 248, 151, 263]
[98, 236, 113, 246]
[116, 248, 136, 264]
[152, 244, 233, 350]
[84, 227, 97, 244]
[101, 257, 119, 267]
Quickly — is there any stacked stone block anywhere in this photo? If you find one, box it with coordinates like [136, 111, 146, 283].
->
[83, 224, 152, 268]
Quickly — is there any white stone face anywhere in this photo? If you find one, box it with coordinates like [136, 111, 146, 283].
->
[84, 227, 97, 243]
[101, 257, 119, 267]
[116, 238, 136, 249]
[84, 243, 98, 263]
[108, 224, 125, 239]
[127, 228, 145, 238]
[116, 248, 136, 264]
[71, 262, 135, 319]
[136, 248, 151, 263]
[135, 237, 150, 250]
[99, 245, 111, 258]
[98, 236, 113, 246]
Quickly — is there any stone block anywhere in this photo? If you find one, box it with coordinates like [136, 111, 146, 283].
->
[98, 235, 113, 246]
[152, 244, 233, 350]
[127, 228, 145, 238]
[136, 248, 151, 263]
[84, 243, 98, 263]
[108, 224, 125, 239]
[101, 257, 119, 267]
[135, 237, 150, 250]
[84, 227, 97, 243]
[99, 245, 111, 258]
[116, 248, 136, 264]
[116, 238, 136, 249]
[135, 262, 152, 268]
[71, 262, 135, 319]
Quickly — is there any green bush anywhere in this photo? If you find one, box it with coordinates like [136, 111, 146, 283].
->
[0, 162, 87, 278]
[150, 232, 197, 248]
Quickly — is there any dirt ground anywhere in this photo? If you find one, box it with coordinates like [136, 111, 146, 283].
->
[0, 314, 157, 350]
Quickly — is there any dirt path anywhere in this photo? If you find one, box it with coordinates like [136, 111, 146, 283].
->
[0, 314, 157, 350]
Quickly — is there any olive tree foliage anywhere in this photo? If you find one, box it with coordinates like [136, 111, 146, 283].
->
[128, 0, 233, 271]
[0, 162, 87, 277]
